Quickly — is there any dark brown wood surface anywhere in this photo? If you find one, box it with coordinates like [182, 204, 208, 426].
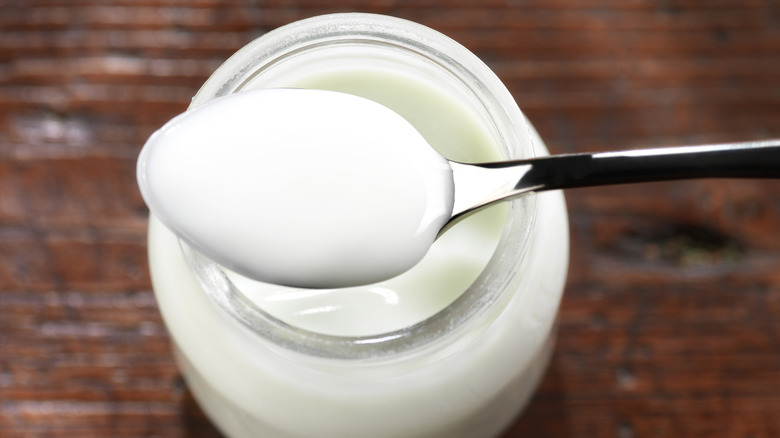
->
[2, 1, 779, 437]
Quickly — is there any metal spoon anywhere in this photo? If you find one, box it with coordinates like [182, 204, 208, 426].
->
[138, 89, 780, 288]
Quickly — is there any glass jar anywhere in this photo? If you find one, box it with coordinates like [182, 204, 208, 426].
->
[147, 13, 569, 438]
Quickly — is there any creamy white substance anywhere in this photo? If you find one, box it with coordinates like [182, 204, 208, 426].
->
[219, 65, 511, 337]
[147, 13, 570, 438]
[138, 89, 455, 289]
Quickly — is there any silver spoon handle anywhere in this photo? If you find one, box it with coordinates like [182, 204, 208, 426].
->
[514, 139, 780, 190]
[448, 139, 780, 226]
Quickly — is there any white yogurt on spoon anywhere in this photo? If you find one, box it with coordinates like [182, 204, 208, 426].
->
[137, 88, 455, 289]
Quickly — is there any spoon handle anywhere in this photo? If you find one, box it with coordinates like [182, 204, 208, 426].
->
[448, 139, 780, 225]
[515, 139, 780, 191]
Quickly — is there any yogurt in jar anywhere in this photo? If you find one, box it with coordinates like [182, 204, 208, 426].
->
[147, 13, 569, 438]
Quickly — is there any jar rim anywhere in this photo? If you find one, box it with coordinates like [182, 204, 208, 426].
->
[183, 13, 539, 360]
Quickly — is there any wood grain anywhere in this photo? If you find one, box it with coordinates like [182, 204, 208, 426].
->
[1, 1, 779, 437]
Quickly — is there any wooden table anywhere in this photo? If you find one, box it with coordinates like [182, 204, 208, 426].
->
[2, 1, 779, 436]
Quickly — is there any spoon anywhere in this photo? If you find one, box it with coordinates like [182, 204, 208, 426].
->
[137, 89, 780, 289]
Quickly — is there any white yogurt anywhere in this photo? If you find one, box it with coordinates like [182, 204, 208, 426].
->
[147, 13, 569, 438]
[138, 88, 454, 288]
[207, 65, 513, 337]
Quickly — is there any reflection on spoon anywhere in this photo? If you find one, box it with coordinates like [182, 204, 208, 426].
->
[137, 88, 780, 289]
